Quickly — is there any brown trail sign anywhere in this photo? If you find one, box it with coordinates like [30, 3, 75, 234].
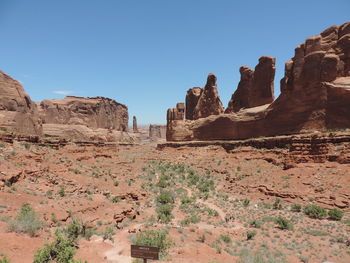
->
[131, 245, 159, 262]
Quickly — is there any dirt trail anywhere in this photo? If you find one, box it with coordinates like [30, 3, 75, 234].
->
[102, 223, 143, 263]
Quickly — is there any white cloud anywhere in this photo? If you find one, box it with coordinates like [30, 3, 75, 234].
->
[53, 90, 73, 96]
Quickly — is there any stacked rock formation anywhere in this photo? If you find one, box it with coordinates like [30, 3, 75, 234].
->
[226, 56, 275, 113]
[166, 103, 185, 124]
[166, 21, 350, 141]
[0, 71, 42, 135]
[193, 73, 224, 119]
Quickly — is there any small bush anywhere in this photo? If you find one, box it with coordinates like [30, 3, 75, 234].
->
[249, 219, 261, 228]
[291, 203, 301, 212]
[246, 230, 257, 240]
[7, 203, 43, 237]
[220, 234, 232, 244]
[0, 256, 10, 263]
[303, 204, 327, 219]
[113, 181, 119, 187]
[58, 186, 65, 197]
[156, 190, 174, 204]
[273, 198, 282, 210]
[156, 204, 173, 223]
[101, 226, 115, 242]
[242, 199, 250, 208]
[33, 230, 87, 263]
[156, 175, 171, 188]
[328, 208, 343, 221]
[198, 234, 206, 243]
[132, 229, 172, 258]
[111, 197, 121, 203]
[180, 215, 200, 226]
[275, 216, 293, 230]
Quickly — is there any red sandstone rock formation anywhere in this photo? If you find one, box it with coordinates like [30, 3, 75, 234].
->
[167, 21, 350, 141]
[37, 96, 138, 142]
[133, 116, 138, 133]
[225, 66, 254, 113]
[226, 56, 275, 113]
[185, 87, 203, 120]
[167, 103, 185, 124]
[0, 71, 42, 135]
[193, 73, 224, 119]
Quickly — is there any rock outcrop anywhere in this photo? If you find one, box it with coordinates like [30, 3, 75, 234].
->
[185, 87, 203, 120]
[166, 21, 350, 141]
[193, 73, 224, 119]
[226, 56, 275, 113]
[0, 71, 42, 135]
[133, 116, 138, 133]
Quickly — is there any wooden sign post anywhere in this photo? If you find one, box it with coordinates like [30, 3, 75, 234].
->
[131, 245, 159, 263]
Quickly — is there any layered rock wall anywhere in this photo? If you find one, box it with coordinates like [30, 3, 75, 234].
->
[37, 96, 136, 142]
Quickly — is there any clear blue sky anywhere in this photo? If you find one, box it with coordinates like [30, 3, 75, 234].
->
[0, 0, 349, 125]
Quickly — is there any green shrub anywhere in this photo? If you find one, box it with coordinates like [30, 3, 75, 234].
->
[220, 234, 232, 244]
[58, 186, 65, 197]
[33, 230, 87, 263]
[132, 229, 172, 258]
[246, 230, 257, 240]
[156, 175, 171, 188]
[111, 196, 121, 203]
[101, 226, 115, 242]
[156, 190, 174, 204]
[249, 219, 261, 228]
[273, 198, 282, 210]
[113, 181, 119, 187]
[242, 199, 250, 207]
[7, 203, 43, 237]
[328, 208, 343, 221]
[180, 215, 200, 226]
[0, 256, 10, 263]
[156, 204, 173, 223]
[197, 179, 214, 193]
[198, 234, 206, 243]
[303, 204, 327, 219]
[180, 196, 194, 204]
[275, 216, 293, 230]
[291, 203, 301, 212]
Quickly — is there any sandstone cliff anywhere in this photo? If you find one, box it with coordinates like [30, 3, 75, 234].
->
[37, 96, 138, 142]
[0, 71, 42, 135]
[166, 21, 350, 141]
